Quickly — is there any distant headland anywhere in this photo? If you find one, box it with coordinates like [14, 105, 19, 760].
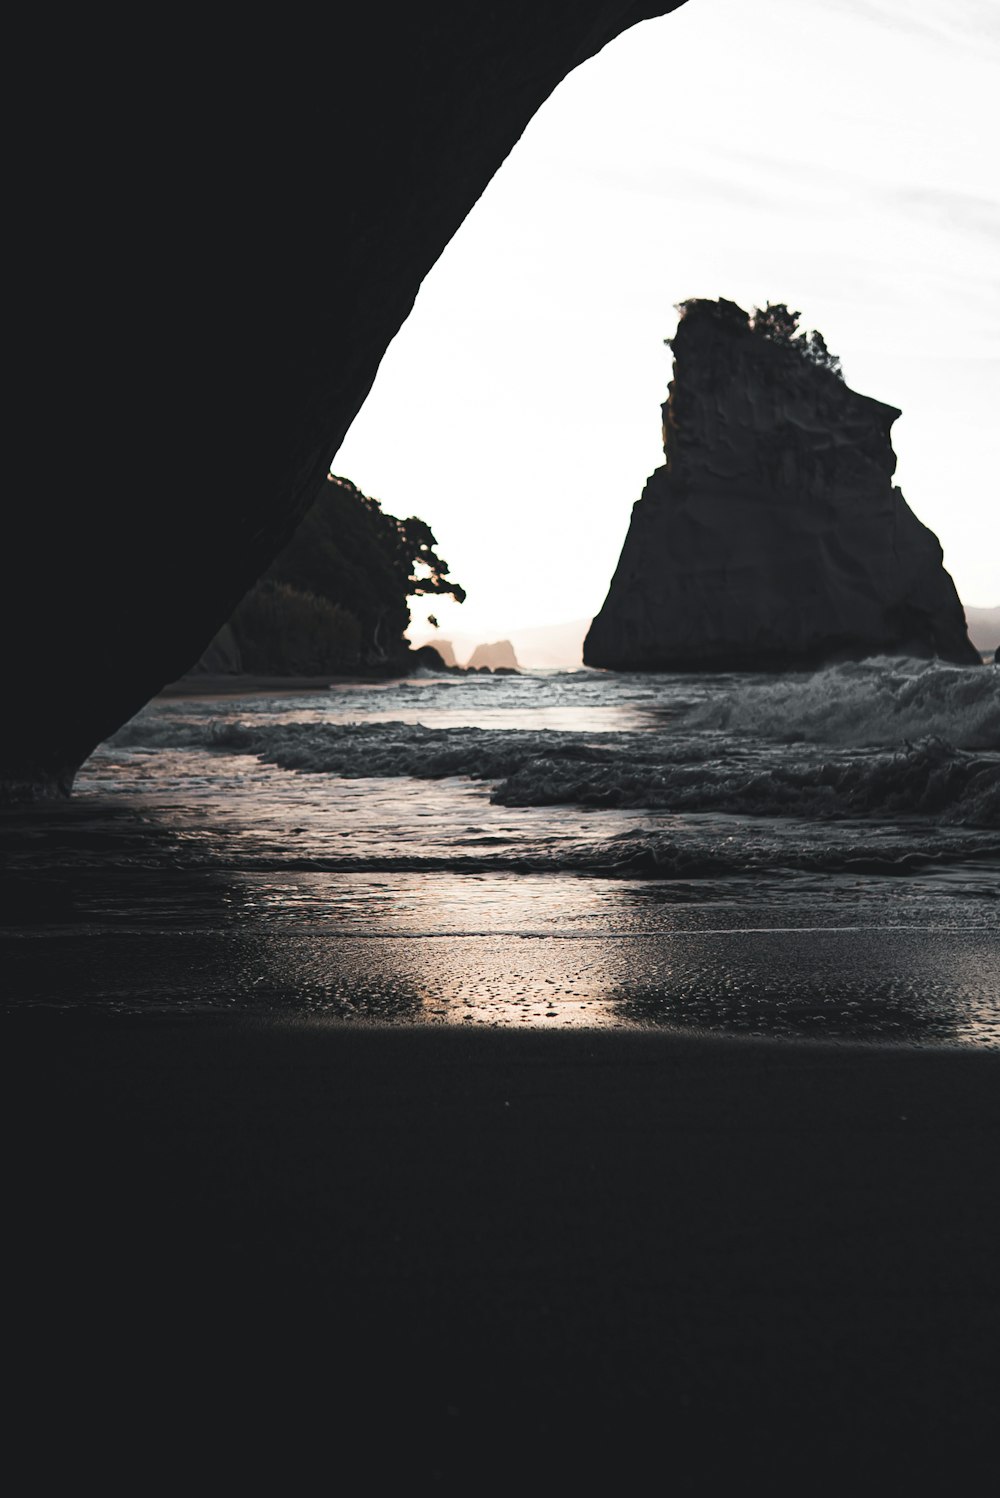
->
[184, 476, 466, 683]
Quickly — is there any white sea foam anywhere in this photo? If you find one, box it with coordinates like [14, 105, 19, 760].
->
[98, 659, 1000, 835]
[107, 715, 1000, 827]
[684, 658, 1000, 750]
[493, 736, 1000, 827]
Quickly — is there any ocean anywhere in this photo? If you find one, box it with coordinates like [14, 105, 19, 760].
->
[5, 656, 999, 1044]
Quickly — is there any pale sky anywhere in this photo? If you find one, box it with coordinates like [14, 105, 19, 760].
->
[335, 0, 999, 646]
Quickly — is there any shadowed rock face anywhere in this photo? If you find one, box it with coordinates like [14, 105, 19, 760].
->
[585, 300, 979, 672]
[5, 3, 682, 801]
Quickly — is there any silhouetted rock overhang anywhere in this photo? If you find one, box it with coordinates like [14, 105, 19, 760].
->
[5, 3, 685, 800]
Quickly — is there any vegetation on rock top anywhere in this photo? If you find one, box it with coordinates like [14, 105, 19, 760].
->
[671, 298, 844, 379]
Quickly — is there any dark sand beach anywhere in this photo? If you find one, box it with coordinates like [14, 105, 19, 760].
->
[6, 1013, 999, 1485]
[6, 664, 997, 1483]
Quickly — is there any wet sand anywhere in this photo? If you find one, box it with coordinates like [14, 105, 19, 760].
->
[6, 1013, 999, 1484]
[157, 671, 400, 698]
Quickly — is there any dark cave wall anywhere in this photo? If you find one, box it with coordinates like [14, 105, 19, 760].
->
[5, 3, 683, 799]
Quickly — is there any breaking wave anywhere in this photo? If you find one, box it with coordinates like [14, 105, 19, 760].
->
[493, 737, 1000, 826]
[225, 827, 1000, 880]
[109, 716, 1000, 827]
[685, 657, 1000, 749]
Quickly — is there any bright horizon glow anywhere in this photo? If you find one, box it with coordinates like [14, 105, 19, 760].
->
[334, 0, 999, 648]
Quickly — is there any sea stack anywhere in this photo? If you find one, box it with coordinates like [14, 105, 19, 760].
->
[467, 640, 519, 671]
[584, 299, 979, 671]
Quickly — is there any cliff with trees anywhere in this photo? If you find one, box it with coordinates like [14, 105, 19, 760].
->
[205, 476, 465, 677]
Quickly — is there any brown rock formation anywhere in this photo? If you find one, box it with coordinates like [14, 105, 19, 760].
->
[466, 641, 519, 671]
[585, 300, 980, 672]
[430, 641, 459, 669]
[5, 3, 685, 800]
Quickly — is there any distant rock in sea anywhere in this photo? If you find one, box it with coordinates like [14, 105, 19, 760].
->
[429, 639, 458, 668]
[467, 640, 519, 672]
[408, 644, 451, 672]
[585, 299, 980, 671]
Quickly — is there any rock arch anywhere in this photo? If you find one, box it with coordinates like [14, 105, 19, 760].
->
[5, 3, 684, 799]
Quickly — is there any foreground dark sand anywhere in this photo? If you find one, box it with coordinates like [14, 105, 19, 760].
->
[6, 1015, 999, 1484]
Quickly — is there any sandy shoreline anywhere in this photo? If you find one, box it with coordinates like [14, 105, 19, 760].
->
[6, 1013, 998, 1480]
[156, 670, 406, 698]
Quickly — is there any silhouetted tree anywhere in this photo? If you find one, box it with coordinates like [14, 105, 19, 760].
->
[231, 475, 465, 671]
[750, 301, 800, 346]
[751, 302, 843, 378]
[668, 299, 843, 379]
[269, 475, 465, 661]
[796, 327, 843, 378]
[231, 582, 362, 674]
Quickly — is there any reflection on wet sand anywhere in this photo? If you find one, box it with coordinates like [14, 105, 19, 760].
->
[3, 800, 998, 1046]
[607, 929, 1000, 1045]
